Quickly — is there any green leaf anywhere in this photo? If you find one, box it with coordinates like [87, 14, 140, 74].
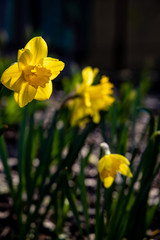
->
[78, 156, 90, 237]
[0, 125, 8, 135]
[64, 174, 84, 239]
[0, 136, 15, 198]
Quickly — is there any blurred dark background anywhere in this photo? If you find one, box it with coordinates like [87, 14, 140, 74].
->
[0, 0, 160, 74]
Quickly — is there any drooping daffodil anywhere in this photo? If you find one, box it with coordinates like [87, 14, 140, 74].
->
[98, 143, 132, 188]
[68, 66, 115, 127]
[1, 37, 65, 107]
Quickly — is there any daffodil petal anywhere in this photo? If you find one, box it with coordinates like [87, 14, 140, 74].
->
[14, 82, 37, 107]
[34, 81, 52, 101]
[84, 92, 91, 107]
[119, 163, 133, 177]
[98, 156, 106, 173]
[14, 92, 19, 104]
[24, 37, 48, 65]
[104, 155, 112, 170]
[18, 49, 32, 69]
[43, 57, 65, 80]
[104, 176, 114, 188]
[100, 76, 109, 84]
[92, 111, 100, 123]
[82, 67, 94, 86]
[110, 154, 130, 165]
[82, 67, 99, 86]
[1, 63, 24, 91]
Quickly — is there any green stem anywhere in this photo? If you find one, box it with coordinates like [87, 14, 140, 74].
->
[0, 83, 4, 97]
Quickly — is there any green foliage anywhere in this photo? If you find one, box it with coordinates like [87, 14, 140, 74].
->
[62, 64, 82, 94]
[0, 94, 48, 126]
[0, 66, 159, 240]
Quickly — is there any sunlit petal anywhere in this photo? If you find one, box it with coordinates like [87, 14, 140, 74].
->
[98, 157, 105, 173]
[34, 81, 52, 101]
[92, 111, 100, 123]
[111, 154, 130, 165]
[14, 92, 19, 104]
[119, 163, 133, 177]
[82, 66, 99, 86]
[18, 49, 32, 69]
[1, 63, 23, 91]
[104, 176, 114, 188]
[101, 155, 112, 170]
[14, 82, 37, 107]
[43, 57, 65, 80]
[84, 92, 91, 107]
[82, 67, 94, 86]
[24, 37, 48, 65]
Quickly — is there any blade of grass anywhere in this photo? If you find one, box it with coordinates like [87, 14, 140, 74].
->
[95, 174, 103, 240]
[64, 173, 84, 239]
[95, 145, 105, 240]
[64, 122, 96, 170]
[0, 83, 4, 97]
[25, 121, 96, 237]
[78, 156, 90, 238]
[17, 105, 28, 197]
[23, 110, 59, 235]
[28, 110, 59, 202]
[125, 133, 160, 240]
[16, 105, 28, 233]
[0, 136, 15, 199]
[24, 102, 36, 207]
[117, 124, 128, 155]
[106, 179, 127, 240]
[0, 125, 8, 135]
[108, 102, 118, 151]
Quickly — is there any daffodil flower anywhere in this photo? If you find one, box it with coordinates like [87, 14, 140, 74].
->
[68, 66, 115, 127]
[1, 37, 64, 107]
[98, 143, 132, 188]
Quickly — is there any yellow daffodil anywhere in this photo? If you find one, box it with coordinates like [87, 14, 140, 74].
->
[1, 37, 64, 107]
[68, 66, 115, 127]
[98, 143, 132, 188]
